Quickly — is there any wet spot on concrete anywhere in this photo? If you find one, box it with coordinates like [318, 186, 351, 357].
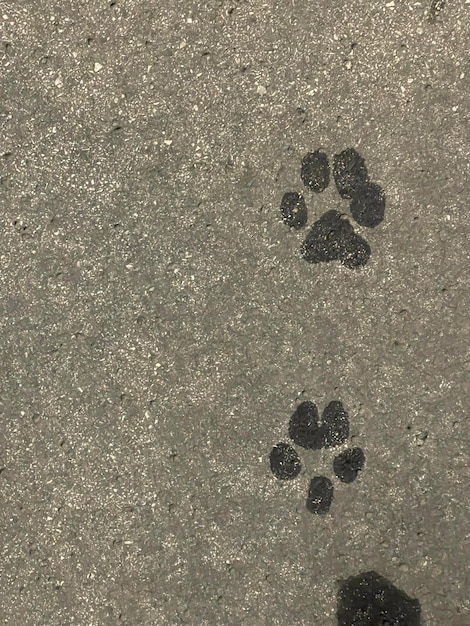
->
[333, 148, 368, 200]
[306, 476, 334, 514]
[337, 571, 422, 625]
[288, 400, 349, 450]
[269, 401, 364, 515]
[350, 182, 386, 228]
[300, 150, 330, 193]
[333, 447, 365, 483]
[280, 191, 308, 229]
[301, 210, 370, 268]
[278, 146, 385, 266]
[269, 442, 302, 480]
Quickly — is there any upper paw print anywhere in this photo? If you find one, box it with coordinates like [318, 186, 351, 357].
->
[280, 147, 386, 268]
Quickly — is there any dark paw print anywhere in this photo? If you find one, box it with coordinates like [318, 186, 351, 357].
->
[269, 401, 365, 514]
[280, 147, 385, 268]
[337, 571, 422, 626]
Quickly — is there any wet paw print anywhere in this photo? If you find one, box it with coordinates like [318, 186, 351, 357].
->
[280, 148, 385, 268]
[337, 571, 422, 625]
[269, 401, 365, 514]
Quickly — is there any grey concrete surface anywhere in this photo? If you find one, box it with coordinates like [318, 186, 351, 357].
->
[1, 1, 469, 624]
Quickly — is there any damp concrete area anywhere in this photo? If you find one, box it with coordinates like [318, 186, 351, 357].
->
[1, 1, 469, 624]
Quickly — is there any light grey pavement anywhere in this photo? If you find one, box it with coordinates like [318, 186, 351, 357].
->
[1, 1, 469, 624]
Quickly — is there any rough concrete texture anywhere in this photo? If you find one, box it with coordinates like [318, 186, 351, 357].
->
[1, 0, 469, 624]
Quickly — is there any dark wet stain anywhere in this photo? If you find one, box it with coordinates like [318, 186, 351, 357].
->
[337, 571, 421, 625]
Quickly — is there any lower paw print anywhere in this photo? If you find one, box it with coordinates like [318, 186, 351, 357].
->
[269, 401, 365, 514]
[280, 147, 385, 268]
[337, 571, 422, 625]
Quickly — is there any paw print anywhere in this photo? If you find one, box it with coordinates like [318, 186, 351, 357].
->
[337, 571, 422, 626]
[269, 401, 365, 514]
[280, 148, 385, 268]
